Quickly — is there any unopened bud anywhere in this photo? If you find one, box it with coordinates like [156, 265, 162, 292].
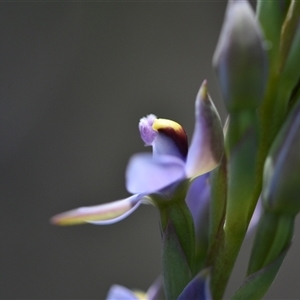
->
[213, 0, 268, 112]
[262, 102, 300, 215]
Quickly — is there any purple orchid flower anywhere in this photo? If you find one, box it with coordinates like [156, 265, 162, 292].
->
[51, 80, 224, 226]
[106, 285, 142, 300]
[106, 277, 164, 300]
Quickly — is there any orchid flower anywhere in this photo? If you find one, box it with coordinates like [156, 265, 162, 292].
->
[51, 80, 224, 226]
[106, 277, 164, 300]
[106, 285, 149, 300]
[106, 285, 147, 300]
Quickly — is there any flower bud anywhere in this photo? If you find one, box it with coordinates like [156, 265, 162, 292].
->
[280, 20, 300, 105]
[262, 102, 300, 215]
[279, 0, 300, 72]
[213, 0, 268, 112]
[256, 0, 289, 67]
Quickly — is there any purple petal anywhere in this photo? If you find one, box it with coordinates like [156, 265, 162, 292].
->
[185, 173, 210, 237]
[126, 153, 186, 194]
[50, 194, 143, 226]
[177, 269, 212, 300]
[185, 81, 224, 178]
[106, 284, 138, 300]
[147, 276, 165, 300]
[247, 198, 263, 234]
[152, 118, 188, 161]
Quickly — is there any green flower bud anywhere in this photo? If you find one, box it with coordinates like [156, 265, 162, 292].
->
[280, 19, 300, 107]
[279, 0, 300, 71]
[262, 101, 300, 215]
[256, 0, 290, 68]
[213, 0, 268, 112]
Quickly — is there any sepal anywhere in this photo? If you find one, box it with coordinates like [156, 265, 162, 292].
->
[185, 80, 224, 178]
[50, 194, 143, 226]
[185, 173, 211, 270]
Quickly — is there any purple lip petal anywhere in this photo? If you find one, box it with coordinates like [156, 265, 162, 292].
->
[125, 153, 186, 194]
[50, 194, 143, 226]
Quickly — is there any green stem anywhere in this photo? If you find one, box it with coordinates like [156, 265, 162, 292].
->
[210, 112, 260, 299]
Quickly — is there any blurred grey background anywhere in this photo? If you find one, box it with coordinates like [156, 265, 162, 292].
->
[1, 2, 300, 299]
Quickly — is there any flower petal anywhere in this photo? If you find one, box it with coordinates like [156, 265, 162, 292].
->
[50, 194, 143, 226]
[126, 153, 186, 194]
[147, 276, 165, 300]
[262, 102, 300, 215]
[247, 198, 263, 234]
[106, 284, 139, 300]
[177, 268, 212, 300]
[152, 118, 188, 161]
[185, 81, 224, 178]
[185, 173, 210, 236]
